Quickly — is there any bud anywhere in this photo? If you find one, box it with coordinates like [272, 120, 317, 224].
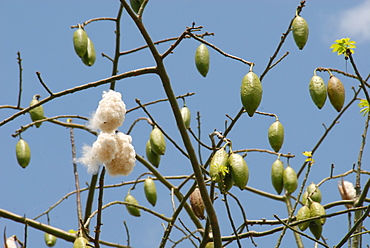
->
[338, 178, 356, 208]
[189, 188, 205, 220]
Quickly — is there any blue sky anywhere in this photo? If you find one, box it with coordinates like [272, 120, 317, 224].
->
[1, 1, 369, 247]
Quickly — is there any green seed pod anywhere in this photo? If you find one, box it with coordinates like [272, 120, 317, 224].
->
[310, 201, 326, 226]
[301, 191, 308, 205]
[144, 177, 157, 207]
[309, 75, 327, 109]
[125, 192, 141, 217]
[218, 171, 233, 194]
[130, 0, 144, 13]
[73, 237, 88, 248]
[229, 153, 249, 190]
[209, 147, 229, 183]
[146, 140, 161, 168]
[309, 221, 322, 240]
[307, 183, 322, 204]
[296, 205, 311, 231]
[44, 233, 57, 247]
[240, 70, 263, 117]
[82, 37, 96, 66]
[29, 94, 44, 128]
[181, 106, 191, 129]
[189, 188, 205, 220]
[16, 138, 31, 168]
[292, 15, 309, 50]
[271, 159, 284, 194]
[327, 75, 345, 112]
[73, 26, 88, 58]
[268, 120, 284, 153]
[149, 126, 166, 155]
[283, 166, 298, 194]
[195, 43, 210, 77]
[205, 242, 214, 248]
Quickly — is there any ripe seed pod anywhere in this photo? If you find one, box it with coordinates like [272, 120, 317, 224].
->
[229, 153, 249, 190]
[73, 26, 88, 58]
[296, 205, 311, 231]
[309, 221, 322, 240]
[310, 201, 326, 226]
[327, 75, 345, 112]
[218, 172, 233, 194]
[268, 120, 284, 153]
[283, 166, 298, 194]
[82, 37, 96, 66]
[130, 0, 144, 13]
[16, 138, 31, 168]
[189, 188, 205, 220]
[181, 106, 191, 129]
[144, 177, 157, 207]
[73, 237, 88, 248]
[309, 75, 327, 109]
[195, 43, 210, 77]
[292, 15, 309, 50]
[307, 183, 322, 204]
[29, 94, 44, 128]
[209, 147, 229, 183]
[146, 140, 161, 168]
[240, 70, 263, 117]
[338, 178, 356, 208]
[149, 126, 166, 155]
[125, 192, 141, 217]
[44, 233, 57, 247]
[301, 191, 308, 205]
[271, 159, 284, 194]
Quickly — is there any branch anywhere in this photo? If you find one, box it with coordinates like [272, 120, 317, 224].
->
[0, 67, 157, 127]
[16, 51, 23, 108]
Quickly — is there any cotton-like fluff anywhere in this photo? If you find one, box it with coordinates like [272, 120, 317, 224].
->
[88, 90, 126, 133]
[78, 132, 117, 174]
[105, 132, 136, 176]
[338, 178, 356, 208]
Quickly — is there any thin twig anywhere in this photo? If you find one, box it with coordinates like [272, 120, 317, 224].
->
[94, 167, 106, 248]
[17, 51, 23, 108]
[110, 4, 124, 90]
[36, 71, 54, 95]
[223, 194, 242, 248]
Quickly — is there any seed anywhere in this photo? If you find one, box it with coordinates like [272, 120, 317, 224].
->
[73, 26, 88, 58]
[309, 221, 322, 240]
[146, 140, 161, 168]
[144, 177, 157, 207]
[292, 15, 309, 50]
[296, 205, 311, 231]
[309, 75, 327, 109]
[240, 70, 263, 117]
[73, 237, 88, 248]
[307, 182, 322, 204]
[44, 233, 57, 247]
[125, 192, 141, 217]
[271, 159, 284, 195]
[283, 166, 298, 194]
[268, 120, 284, 153]
[190, 188, 205, 220]
[229, 153, 249, 190]
[195, 43, 210, 77]
[29, 94, 44, 128]
[310, 201, 326, 226]
[327, 75, 345, 112]
[82, 37, 96, 66]
[16, 138, 31, 168]
[181, 106, 191, 129]
[149, 126, 166, 155]
[209, 147, 229, 183]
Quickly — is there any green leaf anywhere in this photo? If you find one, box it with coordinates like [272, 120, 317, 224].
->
[330, 37, 356, 57]
[358, 99, 369, 116]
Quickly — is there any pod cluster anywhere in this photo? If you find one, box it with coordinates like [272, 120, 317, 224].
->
[270, 158, 298, 195]
[209, 147, 249, 192]
[73, 25, 96, 66]
[146, 126, 166, 168]
[309, 73, 345, 112]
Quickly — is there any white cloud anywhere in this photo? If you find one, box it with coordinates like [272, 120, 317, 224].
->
[333, 0, 370, 42]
